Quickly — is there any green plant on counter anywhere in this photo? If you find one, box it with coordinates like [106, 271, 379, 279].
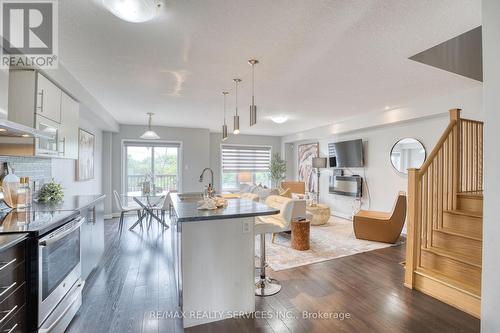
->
[270, 153, 287, 189]
[38, 179, 64, 203]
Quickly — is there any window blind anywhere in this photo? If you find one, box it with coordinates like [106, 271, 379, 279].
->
[221, 145, 271, 172]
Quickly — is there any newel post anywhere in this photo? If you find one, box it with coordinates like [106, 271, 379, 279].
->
[405, 168, 420, 289]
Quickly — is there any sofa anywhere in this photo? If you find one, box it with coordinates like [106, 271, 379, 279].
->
[235, 184, 279, 202]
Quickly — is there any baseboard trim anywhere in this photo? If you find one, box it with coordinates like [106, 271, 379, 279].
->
[414, 271, 481, 318]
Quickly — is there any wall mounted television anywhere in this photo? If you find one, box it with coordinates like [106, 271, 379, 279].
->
[329, 139, 364, 168]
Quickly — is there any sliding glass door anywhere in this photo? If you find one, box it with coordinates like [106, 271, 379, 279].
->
[124, 142, 180, 195]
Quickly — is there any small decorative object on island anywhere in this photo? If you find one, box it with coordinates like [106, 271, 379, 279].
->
[77, 129, 95, 181]
[298, 143, 319, 193]
[270, 153, 286, 189]
[38, 179, 64, 203]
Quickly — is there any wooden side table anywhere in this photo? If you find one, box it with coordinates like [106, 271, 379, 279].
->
[291, 220, 310, 251]
[306, 204, 331, 226]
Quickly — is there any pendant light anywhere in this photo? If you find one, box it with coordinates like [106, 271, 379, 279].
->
[140, 112, 160, 140]
[248, 59, 259, 126]
[233, 78, 242, 135]
[222, 91, 229, 141]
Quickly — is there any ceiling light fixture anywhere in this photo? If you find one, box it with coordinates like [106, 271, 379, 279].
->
[102, 0, 163, 23]
[271, 115, 288, 124]
[248, 59, 259, 126]
[233, 78, 242, 135]
[222, 91, 229, 141]
[140, 113, 160, 140]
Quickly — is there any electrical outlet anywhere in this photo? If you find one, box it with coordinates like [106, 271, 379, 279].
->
[242, 221, 250, 234]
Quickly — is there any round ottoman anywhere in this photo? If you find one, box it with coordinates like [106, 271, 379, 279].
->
[306, 204, 331, 226]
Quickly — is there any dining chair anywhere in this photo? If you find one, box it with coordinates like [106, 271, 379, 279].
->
[113, 190, 143, 233]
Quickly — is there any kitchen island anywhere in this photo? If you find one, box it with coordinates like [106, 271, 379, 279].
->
[170, 193, 279, 328]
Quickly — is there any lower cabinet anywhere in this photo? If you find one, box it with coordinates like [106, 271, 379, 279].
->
[80, 199, 105, 281]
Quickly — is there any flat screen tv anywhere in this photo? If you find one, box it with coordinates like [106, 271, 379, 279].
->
[332, 139, 364, 168]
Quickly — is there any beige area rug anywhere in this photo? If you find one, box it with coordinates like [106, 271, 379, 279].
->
[255, 216, 403, 271]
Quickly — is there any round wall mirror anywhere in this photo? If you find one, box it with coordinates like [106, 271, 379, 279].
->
[390, 138, 426, 174]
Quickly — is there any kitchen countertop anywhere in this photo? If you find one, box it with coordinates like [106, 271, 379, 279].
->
[171, 193, 279, 222]
[0, 233, 28, 251]
[30, 194, 106, 212]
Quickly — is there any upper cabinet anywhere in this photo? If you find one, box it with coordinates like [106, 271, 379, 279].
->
[36, 73, 62, 123]
[60, 92, 79, 159]
[5, 70, 80, 159]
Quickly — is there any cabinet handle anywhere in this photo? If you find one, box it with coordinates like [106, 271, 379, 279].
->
[0, 282, 17, 298]
[1, 323, 17, 333]
[59, 137, 66, 156]
[0, 259, 16, 272]
[0, 305, 17, 325]
[37, 89, 44, 112]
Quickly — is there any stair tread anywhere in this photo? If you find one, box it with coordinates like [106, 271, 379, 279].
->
[444, 209, 482, 218]
[457, 191, 483, 199]
[422, 246, 482, 268]
[415, 267, 481, 298]
[434, 227, 482, 241]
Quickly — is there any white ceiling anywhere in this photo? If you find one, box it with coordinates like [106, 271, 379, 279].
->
[58, 0, 482, 136]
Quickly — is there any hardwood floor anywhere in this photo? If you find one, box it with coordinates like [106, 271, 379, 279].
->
[66, 216, 480, 333]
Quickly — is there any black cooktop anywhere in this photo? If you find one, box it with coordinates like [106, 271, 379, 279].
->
[0, 202, 79, 237]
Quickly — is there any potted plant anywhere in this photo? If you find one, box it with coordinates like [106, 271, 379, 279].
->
[270, 153, 287, 189]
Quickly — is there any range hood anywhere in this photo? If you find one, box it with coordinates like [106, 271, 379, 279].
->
[0, 118, 54, 139]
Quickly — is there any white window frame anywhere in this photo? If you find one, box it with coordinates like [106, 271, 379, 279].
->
[219, 143, 272, 192]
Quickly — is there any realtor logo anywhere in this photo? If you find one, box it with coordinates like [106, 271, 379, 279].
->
[1, 0, 58, 68]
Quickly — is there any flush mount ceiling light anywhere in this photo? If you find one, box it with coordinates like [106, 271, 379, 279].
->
[140, 112, 160, 139]
[222, 91, 229, 141]
[233, 78, 242, 135]
[248, 59, 259, 126]
[271, 115, 288, 124]
[102, 0, 163, 23]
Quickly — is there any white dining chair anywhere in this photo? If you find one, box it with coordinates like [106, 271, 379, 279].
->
[113, 190, 143, 233]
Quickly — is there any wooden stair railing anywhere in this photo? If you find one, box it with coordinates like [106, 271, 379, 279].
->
[404, 108, 484, 318]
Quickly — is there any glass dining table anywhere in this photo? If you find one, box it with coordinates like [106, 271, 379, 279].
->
[121, 192, 169, 230]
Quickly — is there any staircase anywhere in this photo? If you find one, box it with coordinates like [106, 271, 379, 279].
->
[405, 109, 483, 318]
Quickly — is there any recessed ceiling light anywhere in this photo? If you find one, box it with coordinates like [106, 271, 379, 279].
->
[271, 115, 288, 124]
[384, 106, 391, 110]
[103, 0, 163, 23]
[0, 128, 6, 132]
[21, 134, 31, 137]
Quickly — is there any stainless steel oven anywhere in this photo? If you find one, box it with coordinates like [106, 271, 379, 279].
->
[37, 216, 84, 328]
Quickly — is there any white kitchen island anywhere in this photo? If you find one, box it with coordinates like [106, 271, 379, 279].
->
[170, 193, 279, 328]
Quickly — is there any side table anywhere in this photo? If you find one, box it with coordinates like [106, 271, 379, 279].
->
[291, 219, 310, 251]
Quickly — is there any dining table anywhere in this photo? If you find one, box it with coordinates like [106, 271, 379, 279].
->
[122, 192, 169, 230]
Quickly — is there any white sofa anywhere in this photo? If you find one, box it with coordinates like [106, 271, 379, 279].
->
[236, 184, 279, 202]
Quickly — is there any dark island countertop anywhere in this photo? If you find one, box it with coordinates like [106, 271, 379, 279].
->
[171, 193, 279, 223]
[0, 233, 28, 251]
[31, 194, 106, 212]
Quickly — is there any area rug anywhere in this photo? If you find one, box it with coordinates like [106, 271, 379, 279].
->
[255, 216, 403, 271]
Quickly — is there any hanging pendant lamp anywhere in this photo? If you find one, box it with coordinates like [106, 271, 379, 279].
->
[222, 91, 229, 141]
[248, 59, 259, 126]
[233, 78, 242, 135]
[140, 113, 160, 140]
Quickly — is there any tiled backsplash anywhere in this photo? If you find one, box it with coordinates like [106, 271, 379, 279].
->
[0, 156, 51, 186]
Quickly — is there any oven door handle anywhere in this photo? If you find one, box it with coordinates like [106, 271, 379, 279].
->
[39, 216, 86, 247]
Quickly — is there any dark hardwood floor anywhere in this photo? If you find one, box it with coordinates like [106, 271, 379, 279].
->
[66, 216, 480, 333]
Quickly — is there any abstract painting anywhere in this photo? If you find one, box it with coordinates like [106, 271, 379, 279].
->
[77, 129, 94, 181]
[298, 143, 319, 193]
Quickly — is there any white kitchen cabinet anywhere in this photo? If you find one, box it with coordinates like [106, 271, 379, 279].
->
[59, 92, 79, 159]
[36, 73, 62, 123]
[5, 69, 80, 159]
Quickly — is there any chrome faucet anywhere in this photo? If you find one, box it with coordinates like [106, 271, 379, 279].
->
[199, 168, 215, 197]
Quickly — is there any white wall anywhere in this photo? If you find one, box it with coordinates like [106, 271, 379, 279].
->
[209, 133, 282, 190]
[481, 1, 500, 331]
[51, 107, 103, 196]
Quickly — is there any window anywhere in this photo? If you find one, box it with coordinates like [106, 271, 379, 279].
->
[124, 142, 181, 195]
[221, 145, 271, 191]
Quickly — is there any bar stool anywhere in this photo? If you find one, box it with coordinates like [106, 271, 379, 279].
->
[254, 196, 306, 296]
